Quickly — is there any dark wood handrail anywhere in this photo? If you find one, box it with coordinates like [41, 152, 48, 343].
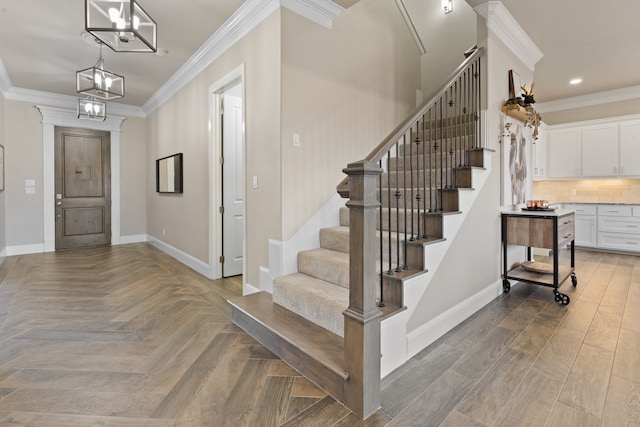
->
[337, 47, 484, 197]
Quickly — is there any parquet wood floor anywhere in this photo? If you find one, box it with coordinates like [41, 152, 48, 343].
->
[0, 244, 639, 426]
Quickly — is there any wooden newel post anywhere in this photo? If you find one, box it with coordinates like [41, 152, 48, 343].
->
[342, 161, 383, 419]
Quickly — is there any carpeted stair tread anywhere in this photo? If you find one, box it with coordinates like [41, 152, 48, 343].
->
[319, 226, 350, 253]
[298, 248, 350, 289]
[273, 273, 348, 337]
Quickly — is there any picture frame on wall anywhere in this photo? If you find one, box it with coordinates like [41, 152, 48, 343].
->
[0, 144, 4, 191]
[508, 69, 521, 100]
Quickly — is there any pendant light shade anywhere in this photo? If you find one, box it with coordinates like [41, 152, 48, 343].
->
[76, 44, 125, 100]
[78, 97, 107, 121]
[85, 0, 157, 53]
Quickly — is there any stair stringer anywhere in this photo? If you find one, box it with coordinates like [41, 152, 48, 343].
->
[380, 149, 493, 377]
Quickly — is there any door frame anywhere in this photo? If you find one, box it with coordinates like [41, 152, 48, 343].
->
[36, 106, 125, 252]
[208, 64, 246, 280]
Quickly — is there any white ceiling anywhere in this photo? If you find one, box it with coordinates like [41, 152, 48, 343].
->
[1, 0, 638, 114]
[0, 0, 247, 107]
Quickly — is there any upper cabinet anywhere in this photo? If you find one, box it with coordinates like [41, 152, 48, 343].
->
[620, 120, 640, 176]
[546, 117, 640, 179]
[581, 124, 619, 177]
[548, 128, 580, 178]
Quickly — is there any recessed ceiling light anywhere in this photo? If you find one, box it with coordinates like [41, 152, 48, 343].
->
[570, 78, 583, 85]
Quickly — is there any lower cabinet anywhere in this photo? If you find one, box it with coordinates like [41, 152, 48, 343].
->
[563, 204, 640, 253]
[564, 204, 597, 248]
[575, 215, 597, 247]
[597, 205, 640, 252]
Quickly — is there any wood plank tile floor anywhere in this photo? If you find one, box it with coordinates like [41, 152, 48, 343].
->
[0, 244, 638, 426]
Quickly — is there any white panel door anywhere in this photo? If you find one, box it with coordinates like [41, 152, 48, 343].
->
[222, 92, 244, 277]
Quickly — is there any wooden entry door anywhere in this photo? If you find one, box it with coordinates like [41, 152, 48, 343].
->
[55, 127, 111, 250]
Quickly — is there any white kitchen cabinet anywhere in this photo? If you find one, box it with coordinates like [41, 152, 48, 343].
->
[565, 204, 597, 247]
[548, 128, 580, 178]
[597, 205, 640, 252]
[532, 131, 546, 180]
[581, 124, 618, 177]
[620, 120, 640, 176]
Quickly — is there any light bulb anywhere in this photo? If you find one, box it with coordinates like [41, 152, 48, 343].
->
[105, 77, 112, 89]
[133, 15, 140, 30]
[94, 72, 102, 87]
[93, 104, 101, 114]
[108, 7, 120, 23]
[85, 102, 93, 113]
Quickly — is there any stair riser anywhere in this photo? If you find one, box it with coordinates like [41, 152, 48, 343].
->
[379, 188, 445, 209]
[231, 303, 346, 404]
[340, 206, 446, 234]
[298, 251, 392, 289]
[319, 227, 406, 264]
[386, 151, 470, 171]
[381, 170, 460, 189]
[298, 251, 350, 288]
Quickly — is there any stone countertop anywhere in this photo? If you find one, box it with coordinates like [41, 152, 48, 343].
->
[552, 202, 639, 206]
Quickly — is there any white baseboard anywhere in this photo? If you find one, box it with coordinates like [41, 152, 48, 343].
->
[243, 282, 261, 295]
[118, 234, 149, 245]
[406, 278, 504, 358]
[6, 243, 45, 256]
[5, 234, 148, 256]
[259, 266, 272, 293]
[147, 235, 216, 279]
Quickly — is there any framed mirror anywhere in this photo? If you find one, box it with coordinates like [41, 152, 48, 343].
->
[156, 153, 183, 193]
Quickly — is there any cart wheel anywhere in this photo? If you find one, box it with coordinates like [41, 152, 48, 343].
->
[502, 279, 511, 294]
[554, 292, 570, 306]
[571, 274, 578, 287]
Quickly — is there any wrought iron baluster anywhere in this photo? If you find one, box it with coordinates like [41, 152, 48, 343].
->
[378, 158, 385, 308]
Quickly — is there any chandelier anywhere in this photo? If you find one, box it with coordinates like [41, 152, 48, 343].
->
[77, 97, 107, 121]
[76, 43, 125, 100]
[85, 0, 157, 53]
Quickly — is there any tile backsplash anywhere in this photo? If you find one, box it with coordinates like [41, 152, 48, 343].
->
[533, 179, 640, 204]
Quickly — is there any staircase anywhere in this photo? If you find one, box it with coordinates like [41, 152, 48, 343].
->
[229, 47, 486, 419]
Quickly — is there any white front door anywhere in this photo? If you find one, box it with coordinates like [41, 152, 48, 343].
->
[222, 88, 244, 277]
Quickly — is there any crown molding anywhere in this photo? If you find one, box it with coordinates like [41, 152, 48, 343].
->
[474, 1, 543, 71]
[536, 85, 640, 114]
[144, 0, 345, 115]
[4, 87, 145, 118]
[35, 105, 126, 131]
[143, 0, 280, 114]
[281, 0, 345, 29]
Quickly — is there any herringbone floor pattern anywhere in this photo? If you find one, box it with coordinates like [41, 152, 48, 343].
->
[3, 244, 640, 426]
[0, 244, 360, 426]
